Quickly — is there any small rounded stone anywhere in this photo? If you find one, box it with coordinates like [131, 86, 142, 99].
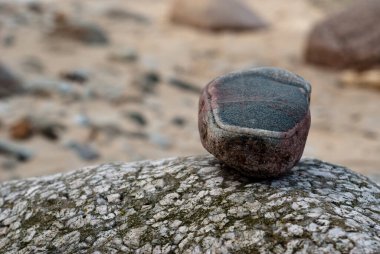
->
[198, 67, 311, 178]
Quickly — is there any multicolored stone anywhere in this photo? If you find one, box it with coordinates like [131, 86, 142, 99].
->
[198, 67, 311, 178]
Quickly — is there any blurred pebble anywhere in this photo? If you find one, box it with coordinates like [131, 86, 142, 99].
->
[33, 117, 65, 141]
[66, 141, 100, 161]
[21, 56, 44, 73]
[9, 118, 33, 140]
[109, 48, 139, 63]
[27, 1, 44, 14]
[0, 140, 34, 162]
[0, 62, 24, 98]
[60, 69, 90, 84]
[49, 15, 109, 45]
[135, 71, 161, 94]
[73, 114, 91, 127]
[168, 77, 201, 94]
[170, 0, 267, 31]
[363, 130, 377, 140]
[3, 34, 15, 47]
[126, 111, 147, 126]
[171, 116, 186, 127]
[9, 116, 65, 141]
[24, 79, 82, 99]
[104, 8, 150, 24]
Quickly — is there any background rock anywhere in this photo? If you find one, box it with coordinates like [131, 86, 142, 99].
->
[104, 7, 150, 24]
[49, 17, 109, 45]
[66, 141, 100, 161]
[0, 140, 33, 162]
[169, 0, 267, 31]
[0, 155, 379, 253]
[9, 116, 65, 141]
[304, 0, 380, 70]
[0, 63, 24, 98]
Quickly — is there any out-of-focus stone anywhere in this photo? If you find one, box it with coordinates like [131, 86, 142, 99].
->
[9, 116, 66, 141]
[304, 0, 380, 70]
[49, 15, 109, 45]
[199, 67, 311, 178]
[169, 0, 267, 31]
[104, 8, 150, 24]
[66, 141, 100, 161]
[60, 69, 89, 84]
[171, 116, 186, 127]
[24, 79, 81, 99]
[134, 70, 161, 94]
[0, 140, 33, 162]
[20, 56, 44, 74]
[9, 118, 34, 140]
[0, 62, 24, 98]
[340, 69, 380, 90]
[125, 111, 147, 126]
[109, 48, 139, 64]
[168, 77, 201, 94]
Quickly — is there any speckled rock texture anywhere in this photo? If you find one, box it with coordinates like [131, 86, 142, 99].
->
[1, 155, 379, 253]
[170, 0, 267, 31]
[199, 67, 311, 178]
[304, 0, 380, 70]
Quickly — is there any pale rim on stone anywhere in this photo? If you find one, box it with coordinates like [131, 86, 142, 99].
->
[206, 68, 311, 139]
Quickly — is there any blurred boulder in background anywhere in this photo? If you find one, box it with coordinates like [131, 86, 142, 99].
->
[49, 12, 109, 45]
[104, 7, 150, 24]
[169, 0, 267, 31]
[0, 62, 24, 98]
[305, 0, 380, 70]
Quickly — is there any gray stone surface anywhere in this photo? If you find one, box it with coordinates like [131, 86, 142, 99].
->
[0, 155, 379, 253]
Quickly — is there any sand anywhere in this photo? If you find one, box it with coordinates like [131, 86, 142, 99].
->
[0, 0, 379, 182]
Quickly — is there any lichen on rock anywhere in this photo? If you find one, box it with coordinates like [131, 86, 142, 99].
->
[0, 155, 379, 253]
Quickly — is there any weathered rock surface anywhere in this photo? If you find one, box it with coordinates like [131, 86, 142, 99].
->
[1, 155, 379, 253]
[0, 62, 24, 98]
[169, 0, 267, 31]
[304, 0, 380, 70]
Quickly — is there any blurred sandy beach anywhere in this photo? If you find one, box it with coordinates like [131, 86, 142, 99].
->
[0, 0, 379, 182]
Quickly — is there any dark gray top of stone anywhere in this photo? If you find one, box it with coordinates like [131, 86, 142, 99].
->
[208, 68, 311, 133]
